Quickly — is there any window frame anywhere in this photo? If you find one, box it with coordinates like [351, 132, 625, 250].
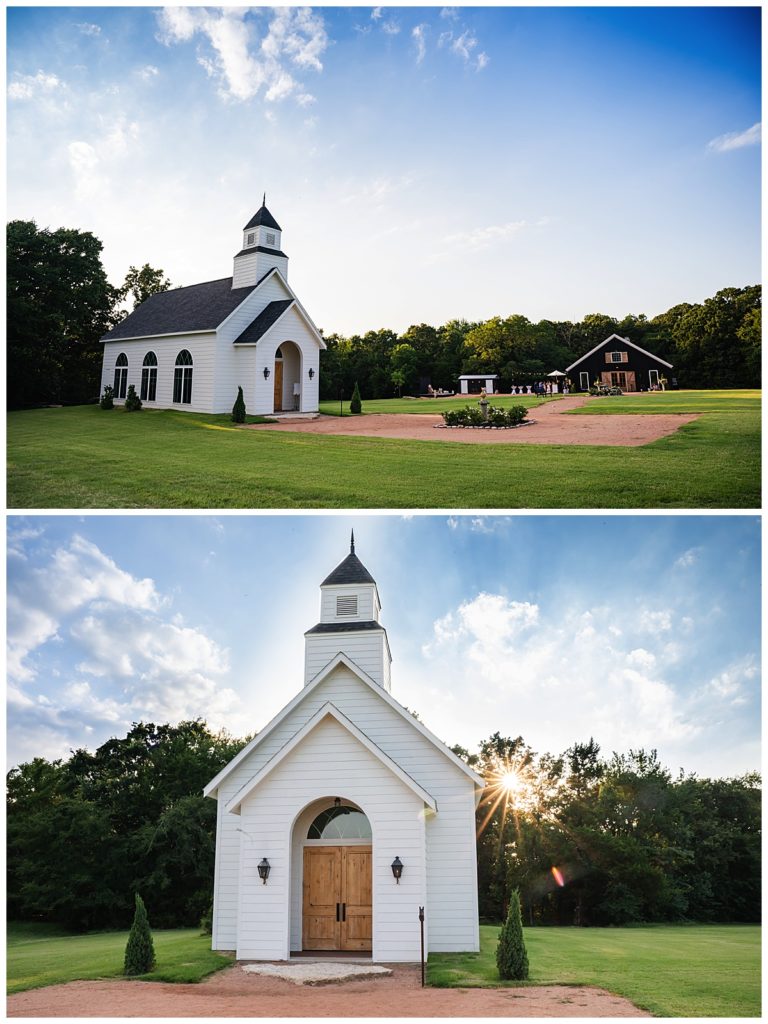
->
[173, 349, 193, 405]
[140, 351, 158, 402]
[113, 353, 128, 399]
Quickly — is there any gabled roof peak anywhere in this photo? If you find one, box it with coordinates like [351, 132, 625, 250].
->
[321, 549, 376, 587]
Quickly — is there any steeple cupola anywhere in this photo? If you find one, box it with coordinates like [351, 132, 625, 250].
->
[232, 194, 289, 289]
[304, 533, 392, 691]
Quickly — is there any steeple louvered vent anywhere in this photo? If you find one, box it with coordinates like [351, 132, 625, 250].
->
[337, 595, 358, 617]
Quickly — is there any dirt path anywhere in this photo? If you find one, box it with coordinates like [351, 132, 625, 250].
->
[8, 964, 650, 1017]
[245, 396, 697, 447]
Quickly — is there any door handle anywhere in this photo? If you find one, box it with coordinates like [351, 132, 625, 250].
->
[341, 903, 346, 922]
[336, 903, 340, 922]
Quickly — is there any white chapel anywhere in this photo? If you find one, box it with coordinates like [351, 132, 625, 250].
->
[204, 536, 482, 961]
[100, 198, 325, 416]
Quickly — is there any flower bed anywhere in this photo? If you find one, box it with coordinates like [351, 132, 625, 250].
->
[441, 404, 529, 428]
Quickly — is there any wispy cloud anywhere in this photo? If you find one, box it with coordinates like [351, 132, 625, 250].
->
[8, 69, 64, 101]
[439, 26, 489, 72]
[156, 7, 329, 104]
[707, 122, 761, 153]
[76, 22, 101, 37]
[136, 65, 159, 82]
[674, 547, 701, 569]
[412, 24, 427, 65]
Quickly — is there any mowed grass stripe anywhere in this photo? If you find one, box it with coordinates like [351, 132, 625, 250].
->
[427, 923, 760, 1017]
[7, 390, 760, 509]
[7, 924, 232, 993]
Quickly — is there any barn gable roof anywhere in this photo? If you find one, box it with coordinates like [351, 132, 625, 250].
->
[565, 334, 673, 373]
[203, 652, 483, 799]
[224, 701, 438, 815]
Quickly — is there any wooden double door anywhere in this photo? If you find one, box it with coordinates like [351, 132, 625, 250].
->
[302, 845, 372, 952]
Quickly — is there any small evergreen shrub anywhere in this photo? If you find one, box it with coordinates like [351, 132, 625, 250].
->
[100, 385, 115, 410]
[496, 890, 529, 980]
[124, 893, 155, 975]
[232, 386, 246, 423]
[124, 384, 142, 411]
[200, 901, 213, 935]
[350, 382, 362, 414]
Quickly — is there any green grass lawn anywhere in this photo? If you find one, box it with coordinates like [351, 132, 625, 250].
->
[428, 923, 760, 1017]
[7, 389, 760, 509]
[319, 394, 558, 416]
[7, 922, 232, 994]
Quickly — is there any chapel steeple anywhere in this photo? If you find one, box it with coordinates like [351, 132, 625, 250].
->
[304, 534, 392, 691]
[232, 194, 289, 289]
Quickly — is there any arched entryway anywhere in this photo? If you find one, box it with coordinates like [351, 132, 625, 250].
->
[291, 798, 372, 954]
[273, 341, 302, 412]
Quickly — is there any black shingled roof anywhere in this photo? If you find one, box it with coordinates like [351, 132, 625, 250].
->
[233, 245, 287, 259]
[243, 204, 282, 231]
[321, 553, 376, 587]
[101, 277, 256, 342]
[233, 299, 293, 345]
[305, 620, 384, 635]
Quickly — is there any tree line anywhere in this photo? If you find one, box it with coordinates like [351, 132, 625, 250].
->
[7, 219, 761, 408]
[7, 720, 759, 932]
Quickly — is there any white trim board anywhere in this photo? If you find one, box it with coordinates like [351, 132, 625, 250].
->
[224, 701, 438, 814]
[565, 334, 673, 372]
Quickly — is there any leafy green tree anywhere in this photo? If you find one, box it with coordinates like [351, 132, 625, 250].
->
[496, 890, 529, 979]
[120, 264, 172, 310]
[7, 220, 121, 407]
[232, 386, 246, 423]
[124, 893, 155, 975]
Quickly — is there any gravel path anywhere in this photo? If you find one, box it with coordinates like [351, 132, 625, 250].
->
[245, 396, 697, 447]
[8, 964, 650, 1017]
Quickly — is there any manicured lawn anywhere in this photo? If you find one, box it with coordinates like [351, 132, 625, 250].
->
[7, 922, 232, 994]
[567, 389, 759, 415]
[319, 394, 557, 416]
[428, 923, 760, 1017]
[7, 390, 760, 508]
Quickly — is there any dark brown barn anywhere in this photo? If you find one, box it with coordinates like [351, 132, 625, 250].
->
[566, 334, 674, 393]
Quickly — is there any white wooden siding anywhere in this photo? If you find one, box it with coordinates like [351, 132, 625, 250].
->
[236, 714, 426, 961]
[212, 664, 479, 956]
[232, 251, 288, 289]
[320, 585, 377, 623]
[101, 334, 217, 413]
[304, 632, 389, 688]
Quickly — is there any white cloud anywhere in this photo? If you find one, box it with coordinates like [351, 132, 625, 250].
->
[440, 220, 528, 254]
[707, 122, 761, 153]
[8, 69, 63, 101]
[638, 608, 672, 633]
[137, 65, 159, 81]
[416, 593, 704, 758]
[438, 24, 489, 72]
[7, 535, 241, 766]
[413, 24, 427, 65]
[381, 19, 401, 36]
[450, 29, 479, 62]
[440, 7, 459, 20]
[674, 547, 700, 569]
[371, 7, 382, 20]
[157, 7, 328, 104]
[67, 117, 140, 200]
[76, 22, 101, 37]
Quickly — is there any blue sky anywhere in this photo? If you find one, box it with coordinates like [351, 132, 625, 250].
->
[7, 514, 760, 779]
[7, 6, 761, 334]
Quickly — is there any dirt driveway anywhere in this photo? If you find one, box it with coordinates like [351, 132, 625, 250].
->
[245, 396, 697, 448]
[8, 964, 650, 1017]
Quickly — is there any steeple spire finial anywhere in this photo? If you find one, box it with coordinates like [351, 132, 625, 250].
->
[262, 191, 266, 207]
[350, 529, 355, 554]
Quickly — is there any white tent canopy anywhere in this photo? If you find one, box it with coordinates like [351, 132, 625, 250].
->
[547, 370, 566, 377]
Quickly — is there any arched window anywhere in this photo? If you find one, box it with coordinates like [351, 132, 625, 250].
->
[173, 349, 193, 404]
[113, 353, 128, 399]
[307, 805, 371, 840]
[140, 351, 158, 402]
[275, 346, 283, 359]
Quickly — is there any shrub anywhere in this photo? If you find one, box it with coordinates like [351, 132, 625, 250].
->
[496, 890, 529, 980]
[442, 404, 528, 428]
[200, 902, 213, 935]
[124, 893, 155, 975]
[124, 384, 142, 411]
[100, 385, 115, 410]
[350, 382, 362, 414]
[232, 386, 246, 423]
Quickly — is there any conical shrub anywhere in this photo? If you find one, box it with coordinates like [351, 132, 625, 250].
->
[124, 384, 142, 411]
[124, 893, 156, 975]
[232, 385, 246, 423]
[350, 381, 362, 414]
[496, 889, 529, 980]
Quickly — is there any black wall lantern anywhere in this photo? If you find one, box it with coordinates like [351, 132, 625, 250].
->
[257, 857, 271, 884]
[263, 367, 271, 380]
[308, 368, 315, 380]
[391, 856, 404, 883]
